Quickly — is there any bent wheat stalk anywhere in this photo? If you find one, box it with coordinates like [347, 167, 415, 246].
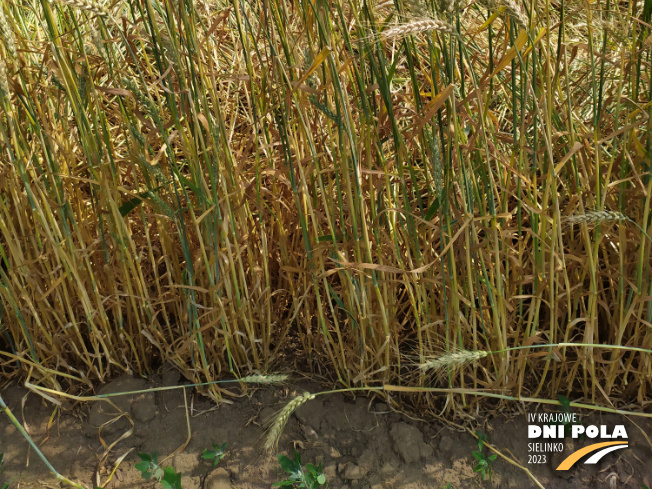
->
[264, 387, 384, 452]
[25, 373, 289, 406]
[264, 392, 316, 452]
[418, 343, 652, 375]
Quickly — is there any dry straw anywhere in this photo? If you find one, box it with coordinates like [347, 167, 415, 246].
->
[264, 391, 315, 452]
[563, 210, 628, 226]
[380, 18, 455, 40]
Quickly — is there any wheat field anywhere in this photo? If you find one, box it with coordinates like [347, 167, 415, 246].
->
[0, 0, 650, 416]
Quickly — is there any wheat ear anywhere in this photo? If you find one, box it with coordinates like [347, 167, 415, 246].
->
[239, 373, 288, 384]
[563, 211, 628, 226]
[381, 18, 455, 40]
[0, 9, 16, 58]
[264, 392, 315, 452]
[419, 349, 489, 375]
[53, 0, 110, 17]
[0, 63, 7, 97]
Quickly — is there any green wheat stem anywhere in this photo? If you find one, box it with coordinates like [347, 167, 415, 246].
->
[0, 395, 87, 489]
[25, 374, 289, 402]
[381, 385, 652, 418]
[491, 343, 652, 356]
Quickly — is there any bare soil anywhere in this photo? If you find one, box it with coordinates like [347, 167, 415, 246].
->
[1, 369, 650, 489]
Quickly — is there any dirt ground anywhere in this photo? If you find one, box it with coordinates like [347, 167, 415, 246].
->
[1, 368, 650, 489]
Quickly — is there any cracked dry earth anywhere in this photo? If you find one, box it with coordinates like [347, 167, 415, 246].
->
[1, 369, 650, 489]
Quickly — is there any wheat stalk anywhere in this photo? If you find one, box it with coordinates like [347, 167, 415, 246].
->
[380, 18, 455, 40]
[264, 391, 315, 452]
[563, 210, 628, 226]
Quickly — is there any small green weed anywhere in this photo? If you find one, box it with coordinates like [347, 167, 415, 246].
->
[558, 395, 576, 437]
[1, 453, 8, 489]
[135, 452, 182, 489]
[273, 451, 326, 488]
[202, 442, 227, 467]
[472, 431, 497, 481]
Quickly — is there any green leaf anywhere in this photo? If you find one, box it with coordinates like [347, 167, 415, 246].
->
[135, 461, 153, 479]
[475, 430, 487, 450]
[317, 233, 344, 243]
[160, 466, 182, 489]
[202, 449, 217, 460]
[277, 454, 300, 475]
[317, 474, 326, 485]
[424, 197, 440, 220]
[488, 454, 498, 462]
[472, 451, 484, 461]
[137, 452, 153, 462]
[119, 190, 152, 217]
[558, 394, 571, 412]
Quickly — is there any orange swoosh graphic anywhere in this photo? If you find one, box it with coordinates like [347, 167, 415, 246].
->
[556, 442, 628, 470]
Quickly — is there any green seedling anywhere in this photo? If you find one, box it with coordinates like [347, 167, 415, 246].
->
[472, 430, 497, 481]
[1, 453, 8, 489]
[202, 442, 227, 467]
[135, 452, 182, 489]
[558, 395, 576, 437]
[273, 451, 326, 489]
